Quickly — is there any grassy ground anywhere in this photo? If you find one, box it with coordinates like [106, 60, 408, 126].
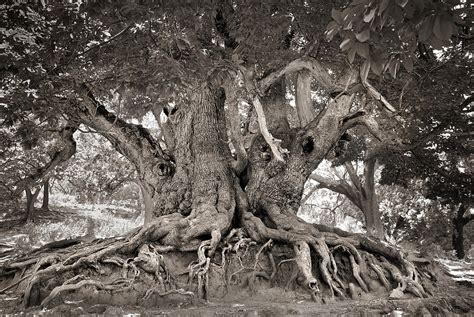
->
[0, 202, 142, 259]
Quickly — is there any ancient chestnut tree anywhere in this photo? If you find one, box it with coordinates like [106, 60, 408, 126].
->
[0, 0, 470, 309]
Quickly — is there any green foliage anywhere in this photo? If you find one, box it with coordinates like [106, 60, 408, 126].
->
[377, 49, 472, 206]
[379, 183, 452, 247]
[326, 0, 468, 80]
[1, 0, 465, 127]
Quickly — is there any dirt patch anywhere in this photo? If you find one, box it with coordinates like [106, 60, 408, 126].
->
[2, 293, 472, 316]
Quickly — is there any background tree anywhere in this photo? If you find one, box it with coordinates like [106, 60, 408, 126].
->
[308, 130, 388, 239]
[0, 119, 76, 222]
[379, 44, 472, 258]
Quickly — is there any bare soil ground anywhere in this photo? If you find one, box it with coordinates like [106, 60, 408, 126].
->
[1, 288, 472, 316]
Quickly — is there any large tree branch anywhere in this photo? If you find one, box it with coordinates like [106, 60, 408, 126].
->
[236, 65, 288, 162]
[257, 56, 402, 139]
[224, 84, 248, 174]
[252, 96, 287, 162]
[295, 70, 314, 127]
[309, 174, 362, 210]
[344, 161, 363, 193]
[75, 84, 167, 172]
[259, 57, 341, 93]
[241, 57, 354, 163]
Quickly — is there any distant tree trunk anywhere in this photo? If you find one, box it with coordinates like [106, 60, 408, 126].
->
[24, 187, 41, 222]
[41, 178, 50, 211]
[452, 203, 470, 259]
[13, 125, 76, 197]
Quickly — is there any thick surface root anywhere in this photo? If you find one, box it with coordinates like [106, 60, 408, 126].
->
[241, 208, 432, 302]
[0, 209, 436, 309]
[41, 277, 130, 308]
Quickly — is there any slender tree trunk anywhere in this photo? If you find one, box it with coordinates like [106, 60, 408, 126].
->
[25, 187, 41, 222]
[361, 158, 384, 240]
[25, 188, 32, 220]
[452, 204, 467, 259]
[41, 178, 50, 211]
[312, 159, 385, 240]
[361, 197, 384, 240]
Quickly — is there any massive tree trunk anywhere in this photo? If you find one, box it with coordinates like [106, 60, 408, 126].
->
[0, 60, 432, 309]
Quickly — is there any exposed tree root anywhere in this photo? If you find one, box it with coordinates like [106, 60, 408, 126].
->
[294, 241, 320, 297]
[364, 253, 391, 291]
[187, 240, 211, 300]
[0, 206, 436, 309]
[41, 277, 131, 308]
[241, 207, 432, 302]
[144, 288, 195, 301]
